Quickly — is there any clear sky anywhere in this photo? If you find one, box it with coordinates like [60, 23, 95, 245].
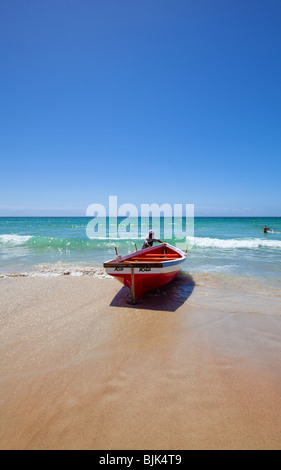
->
[0, 0, 280, 216]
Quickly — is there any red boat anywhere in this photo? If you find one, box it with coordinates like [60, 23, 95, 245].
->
[103, 243, 187, 303]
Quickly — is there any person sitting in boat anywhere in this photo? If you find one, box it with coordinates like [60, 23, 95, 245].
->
[142, 230, 163, 249]
[264, 225, 270, 233]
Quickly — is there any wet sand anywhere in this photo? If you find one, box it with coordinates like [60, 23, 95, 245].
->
[0, 274, 280, 450]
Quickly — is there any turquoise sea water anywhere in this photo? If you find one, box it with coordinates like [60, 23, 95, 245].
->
[0, 217, 281, 285]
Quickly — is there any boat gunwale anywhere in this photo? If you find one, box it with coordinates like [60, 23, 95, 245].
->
[103, 256, 186, 269]
[104, 242, 186, 265]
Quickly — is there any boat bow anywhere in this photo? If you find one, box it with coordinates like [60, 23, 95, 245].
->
[103, 243, 187, 302]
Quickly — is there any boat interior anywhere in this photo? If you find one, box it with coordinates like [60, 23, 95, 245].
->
[119, 245, 183, 263]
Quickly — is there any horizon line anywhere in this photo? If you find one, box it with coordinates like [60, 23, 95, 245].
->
[0, 215, 280, 219]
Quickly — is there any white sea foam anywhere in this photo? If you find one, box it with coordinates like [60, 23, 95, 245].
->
[0, 234, 33, 245]
[186, 236, 281, 249]
[0, 265, 113, 279]
[34, 265, 113, 279]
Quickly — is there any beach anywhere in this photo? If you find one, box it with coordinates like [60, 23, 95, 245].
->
[1, 272, 280, 450]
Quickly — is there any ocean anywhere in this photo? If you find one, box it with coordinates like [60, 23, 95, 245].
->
[0, 217, 281, 287]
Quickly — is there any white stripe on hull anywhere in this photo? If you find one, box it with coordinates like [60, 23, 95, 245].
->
[105, 263, 184, 276]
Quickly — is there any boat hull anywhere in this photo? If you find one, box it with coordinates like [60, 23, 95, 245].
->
[104, 243, 186, 300]
[105, 264, 183, 299]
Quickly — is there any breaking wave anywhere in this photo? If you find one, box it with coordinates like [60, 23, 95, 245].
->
[1, 233, 281, 251]
[0, 234, 140, 250]
[0, 234, 33, 245]
[186, 236, 281, 249]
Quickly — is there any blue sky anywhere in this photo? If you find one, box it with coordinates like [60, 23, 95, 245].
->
[0, 0, 280, 216]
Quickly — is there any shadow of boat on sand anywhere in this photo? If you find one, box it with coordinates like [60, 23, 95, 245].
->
[110, 273, 195, 312]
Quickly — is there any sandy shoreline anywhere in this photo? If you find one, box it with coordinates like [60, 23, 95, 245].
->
[0, 274, 280, 450]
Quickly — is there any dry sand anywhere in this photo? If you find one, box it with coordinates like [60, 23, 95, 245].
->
[0, 273, 280, 450]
